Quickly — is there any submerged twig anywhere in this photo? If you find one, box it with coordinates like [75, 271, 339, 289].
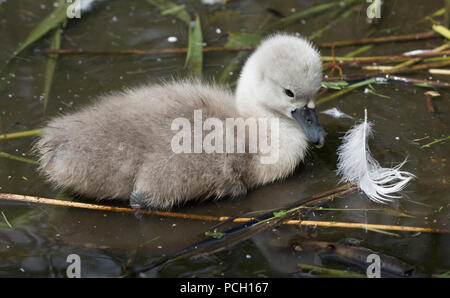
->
[36, 46, 254, 56]
[0, 152, 39, 165]
[297, 263, 365, 278]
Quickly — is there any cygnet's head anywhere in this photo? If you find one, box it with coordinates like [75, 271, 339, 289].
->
[236, 33, 326, 148]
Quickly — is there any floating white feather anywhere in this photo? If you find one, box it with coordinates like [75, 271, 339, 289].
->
[321, 107, 354, 119]
[337, 109, 415, 204]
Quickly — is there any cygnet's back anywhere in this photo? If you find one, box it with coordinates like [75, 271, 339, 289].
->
[36, 81, 251, 209]
[35, 33, 326, 210]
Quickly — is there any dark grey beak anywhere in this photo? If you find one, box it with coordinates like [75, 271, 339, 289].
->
[292, 106, 327, 148]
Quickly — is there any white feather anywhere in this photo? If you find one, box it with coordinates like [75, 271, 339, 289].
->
[402, 49, 433, 56]
[337, 109, 415, 204]
[321, 107, 354, 119]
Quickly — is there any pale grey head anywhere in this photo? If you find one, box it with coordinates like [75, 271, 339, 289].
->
[236, 34, 326, 148]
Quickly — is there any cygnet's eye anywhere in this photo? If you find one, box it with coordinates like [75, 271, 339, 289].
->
[284, 89, 294, 98]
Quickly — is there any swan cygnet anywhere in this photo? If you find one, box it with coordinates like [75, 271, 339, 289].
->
[34, 34, 327, 210]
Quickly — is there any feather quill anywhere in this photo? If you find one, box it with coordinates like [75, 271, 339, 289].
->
[337, 109, 415, 204]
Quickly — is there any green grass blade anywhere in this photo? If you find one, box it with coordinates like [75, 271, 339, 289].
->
[446, 0, 450, 27]
[43, 27, 62, 114]
[347, 78, 378, 88]
[138, 236, 161, 248]
[344, 45, 375, 57]
[317, 78, 380, 105]
[363, 226, 400, 237]
[1, 211, 13, 229]
[316, 87, 357, 105]
[0, 152, 40, 165]
[0, 210, 40, 228]
[14, 3, 69, 56]
[321, 81, 349, 90]
[185, 16, 203, 77]
[420, 136, 450, 148]
[433, 24, 450, 40]
[225, 32, 262, 48]
[0, 129, 42, 140]
[308, 2, 358, 41]
[161, 4, 186, 16]
[217, 14, 272, 85]
[433, 271, 450, 278]
[204, 230, 226, 239]
[146, 0, 191, 24]
[414, 83, 435, 88]
[366, 84, 390, 99]
[262, 1, 341, 33]
[218, 51, 248, 84]
[218, 0, 357, 84]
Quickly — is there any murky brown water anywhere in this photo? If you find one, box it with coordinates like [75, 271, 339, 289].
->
[0, 0, 448, 277]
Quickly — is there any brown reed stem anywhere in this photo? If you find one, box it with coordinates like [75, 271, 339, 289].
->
[35, 31, 442, 58]
[0, 189, 447, 234]
[0, 184, 352, 221]
[285, 220, 448, 233]
[36, 32, 439, 57]
[36, 46, 254, 56]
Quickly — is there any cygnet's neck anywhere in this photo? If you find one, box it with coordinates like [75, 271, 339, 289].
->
[234, 71, 308, 186]
[235, 59, 267, 118]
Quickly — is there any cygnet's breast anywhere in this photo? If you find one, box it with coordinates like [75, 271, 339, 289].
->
[247, 119, 308, 186]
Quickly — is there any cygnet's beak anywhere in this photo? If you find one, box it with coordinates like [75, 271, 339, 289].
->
[292, 106, 327, 148]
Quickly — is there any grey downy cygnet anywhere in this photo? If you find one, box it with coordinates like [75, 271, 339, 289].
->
[34, 33, 327, 210]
